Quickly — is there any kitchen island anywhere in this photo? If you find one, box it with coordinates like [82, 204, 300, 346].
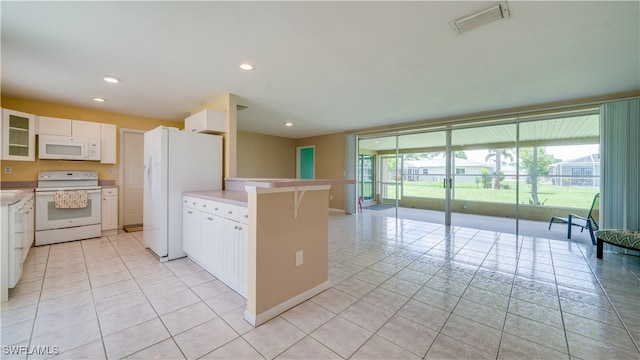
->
[184, 177, 354, 326]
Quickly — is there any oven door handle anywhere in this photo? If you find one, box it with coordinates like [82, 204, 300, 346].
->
[36, 189, 102, 196]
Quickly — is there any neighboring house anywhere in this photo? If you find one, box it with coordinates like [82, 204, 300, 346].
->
[548, 154, 600, 187]
[403, 158, 493, 183]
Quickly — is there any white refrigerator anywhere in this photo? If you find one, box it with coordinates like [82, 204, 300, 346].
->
[143, 126, 222, 261]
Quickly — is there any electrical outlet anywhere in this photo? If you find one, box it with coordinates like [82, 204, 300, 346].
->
[108, 168, 116, 174]
[296, 250, 303, 266]
[3, 166, 12, 174]
[329, 194, 333, 200]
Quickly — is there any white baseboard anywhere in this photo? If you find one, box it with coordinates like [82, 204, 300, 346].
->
[244, 280, 330, 327]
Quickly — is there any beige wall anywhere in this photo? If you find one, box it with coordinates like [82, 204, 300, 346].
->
[236, 131, 348, 210]
[295, 133, 346, 210]
[248, 188, 329, 317]
[237, 131, 296, 178]
[1, 96, 178, 184]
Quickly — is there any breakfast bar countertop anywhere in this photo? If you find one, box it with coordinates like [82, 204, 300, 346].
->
[225, 178, 355, 191]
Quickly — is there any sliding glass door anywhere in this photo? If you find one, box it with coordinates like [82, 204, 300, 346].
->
[396, 131, 449, 224]
[451, 123, 517, 234]
[358, 154, 375, 201]
[355, 108, 600, 242]
[517, 114, 600, 241]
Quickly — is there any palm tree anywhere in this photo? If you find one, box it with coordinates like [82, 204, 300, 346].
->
[485, 149, 514, 189]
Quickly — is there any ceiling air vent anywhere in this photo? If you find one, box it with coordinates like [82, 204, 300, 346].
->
[450, 1, 510, 34]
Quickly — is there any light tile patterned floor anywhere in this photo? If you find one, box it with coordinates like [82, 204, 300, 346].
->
[2, 213, 639, 359]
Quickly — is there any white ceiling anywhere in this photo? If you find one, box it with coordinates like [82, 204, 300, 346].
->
[1, 1, 638, 139]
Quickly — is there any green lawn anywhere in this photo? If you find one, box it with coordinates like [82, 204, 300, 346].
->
[378, 181, 597, 209]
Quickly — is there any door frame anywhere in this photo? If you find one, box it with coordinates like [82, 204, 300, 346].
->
[119, 128, 146, 227]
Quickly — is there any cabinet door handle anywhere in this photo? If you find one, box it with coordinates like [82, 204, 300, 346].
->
[203, 204, 207, 208]
[238, 226, 243, 230]
[207, 217, 213, 221]
[187, 210, 193, 214]
[214, 207, 218, 211]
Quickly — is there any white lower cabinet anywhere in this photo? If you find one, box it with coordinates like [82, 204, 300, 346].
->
[182, 196, 247, 298]
[182, 203, 200, 261]
[223, 217, 248, 297]
[202, 212, 224, 274]
[101, 188, 118, 232]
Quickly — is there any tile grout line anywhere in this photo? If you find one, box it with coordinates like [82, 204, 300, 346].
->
[578, 243, 640, 353]
[24, 244, 50, 359]
[110, 233, 190, 360]
[80, 237, 110, 360]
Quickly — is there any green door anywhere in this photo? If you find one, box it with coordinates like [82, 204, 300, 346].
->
[298, 146, 315, 179]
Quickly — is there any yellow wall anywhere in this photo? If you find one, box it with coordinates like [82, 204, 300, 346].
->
[237, 131, 296, 178]
[1, 96, 179, 184]
[295, 133, 346, 210]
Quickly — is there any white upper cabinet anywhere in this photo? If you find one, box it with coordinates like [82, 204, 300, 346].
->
[37, 116, 72, 136]
[2, 109, 36, 161]
[38, 116, 101, 138]
[100, 123, 116, 164]
[184, 109, 227, 134]
[72, 120, 101, 138]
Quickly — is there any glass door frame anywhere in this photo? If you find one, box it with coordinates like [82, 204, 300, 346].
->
[356, 107, 599, 238]
[358, 153, 375, 201]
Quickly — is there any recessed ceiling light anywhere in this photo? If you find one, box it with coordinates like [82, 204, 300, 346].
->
[103, 76, 120, 83]
[285, 122, 293, 127]
[93, 97, 107, 102]
[239, 63, 254, 71]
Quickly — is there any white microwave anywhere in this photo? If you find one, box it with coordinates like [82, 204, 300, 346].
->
[38, 134, 101, 161]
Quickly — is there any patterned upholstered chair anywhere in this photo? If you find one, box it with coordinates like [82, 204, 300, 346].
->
[595, 229, 640, 259]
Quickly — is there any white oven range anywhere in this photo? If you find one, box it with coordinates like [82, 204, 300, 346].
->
[35, 171, 102, 246]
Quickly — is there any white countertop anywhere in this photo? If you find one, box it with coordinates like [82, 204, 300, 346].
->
[0, 189, 34, 206]
[184, 190, 248, 206]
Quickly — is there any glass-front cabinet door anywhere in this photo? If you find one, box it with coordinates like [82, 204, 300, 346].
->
[2, 109, 36, 161]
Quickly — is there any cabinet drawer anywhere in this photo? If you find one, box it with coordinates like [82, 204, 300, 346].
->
[200, 199, 224, 216]
[102, 187, 118, 196]
[225, 203, 248, 224]
[183, 196, 200, 209]
[183, 196, 224, 216]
